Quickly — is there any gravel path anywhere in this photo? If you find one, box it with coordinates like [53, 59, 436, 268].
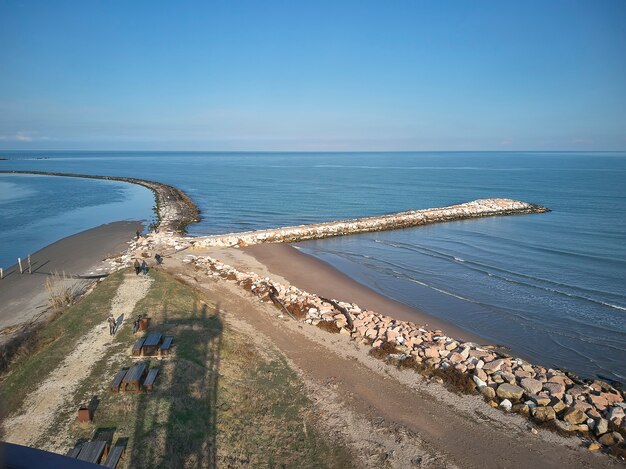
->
[2, 272, 153, 446]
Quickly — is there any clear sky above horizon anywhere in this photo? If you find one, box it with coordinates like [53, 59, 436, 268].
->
[1, 0, 625, 151]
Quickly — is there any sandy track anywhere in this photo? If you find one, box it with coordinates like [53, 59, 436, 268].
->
[2, 272, 153, 447]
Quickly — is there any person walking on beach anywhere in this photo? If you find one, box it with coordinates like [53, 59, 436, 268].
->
[155, 253, 163, 265]
[133, 315, 141, 334]
[141, 260, 148, 275]
[134, 259, 141, 275]
[107, 315, 116, 336]
[136, 229, 141, 240]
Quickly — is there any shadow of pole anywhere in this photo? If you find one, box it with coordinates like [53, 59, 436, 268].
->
[127, 301, 223, 468]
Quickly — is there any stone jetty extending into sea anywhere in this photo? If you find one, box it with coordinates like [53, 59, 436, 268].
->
[191, 198, 549, 248]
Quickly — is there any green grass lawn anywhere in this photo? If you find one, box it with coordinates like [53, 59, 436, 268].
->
[1, 269, 353, 468]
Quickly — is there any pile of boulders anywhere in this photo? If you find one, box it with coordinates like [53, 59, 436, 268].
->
[191, 198, 549, 248]
[189, 254, 626, 452]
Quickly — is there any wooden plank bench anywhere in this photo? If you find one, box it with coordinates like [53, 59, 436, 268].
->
[143, 368, 160, 392]
[160, 336, 174, 356]
[103, 441, 126, 468]
[110, 368, 129, 393]
[76, 440, 107, 464]
[66, 444, 83, 458]
[132, 337, 146, 356]
[142, 332, 162, 356]
[121, 362, 147, 393]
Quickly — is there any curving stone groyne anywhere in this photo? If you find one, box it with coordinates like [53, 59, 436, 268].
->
[192, 198, 549, 248]
[0, 170, 200, 233]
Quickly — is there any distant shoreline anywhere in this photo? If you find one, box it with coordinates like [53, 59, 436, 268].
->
[0, 170, 200, 233]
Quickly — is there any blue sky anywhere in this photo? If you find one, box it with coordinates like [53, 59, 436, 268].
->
[1, 0, 625, 151]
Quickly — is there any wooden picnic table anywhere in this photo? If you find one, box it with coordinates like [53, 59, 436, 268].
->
[110, 368, 129, 393]
[143, 368, 160, 392]
[103, 442, 125, 468]
[132, 337, 146, 356]
[160, 336, 174, 356]
[121, 362, 147, 393]
[76, 440, 108, 464]
[142, 332, 162, 356]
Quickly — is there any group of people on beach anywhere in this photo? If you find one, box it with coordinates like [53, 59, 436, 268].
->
[134, 259, 148, 275]
[133, 254, 163, 276]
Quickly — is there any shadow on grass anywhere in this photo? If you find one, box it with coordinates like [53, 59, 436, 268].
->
[128, 302, 223, 468]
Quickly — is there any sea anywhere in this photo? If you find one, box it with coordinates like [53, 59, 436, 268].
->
[1, 151, 625, 383]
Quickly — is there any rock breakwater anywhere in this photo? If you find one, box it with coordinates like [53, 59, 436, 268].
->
[0, 170, 200, 233]
[183, 253, 626, 452]
[192, 198, 548, 248]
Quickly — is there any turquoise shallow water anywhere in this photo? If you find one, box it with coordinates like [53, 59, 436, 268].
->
[1, 151, 625, 382]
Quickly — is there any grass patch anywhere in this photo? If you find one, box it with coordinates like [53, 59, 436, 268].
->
[0, 271, 125, 413]
[3, 269, 352, 468]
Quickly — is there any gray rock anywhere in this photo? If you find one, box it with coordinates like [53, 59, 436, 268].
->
[532, 406, 556, 422]
[606, 405, 625, 425]
[473, 375, 487, 389]
[563, 407, 587, 424]
[480, 386, 496, 400]
[496, 383, 525, 401]
[500, 399, 513, 412]
[594, 418, 609, 436]
[554, 420, 576, 432]
[527, 393, 551, 407]
[520, 378, 543, 395]
[598, 432, 618, 446]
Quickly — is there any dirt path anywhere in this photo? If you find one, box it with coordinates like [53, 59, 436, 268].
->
[168, 260, 620, 469]
[2, 272, 153, 446]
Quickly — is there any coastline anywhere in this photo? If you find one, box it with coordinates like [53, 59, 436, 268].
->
[0, 170, 200, 233]
[0, 221, 141, 336]
[242, 242, 485, 344]
[1, 170, 624, 457]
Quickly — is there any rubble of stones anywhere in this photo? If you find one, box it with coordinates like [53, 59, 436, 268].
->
[192, 198, 549, 248]
[186, 253, 625, 452]
[128, 179, 199, 234]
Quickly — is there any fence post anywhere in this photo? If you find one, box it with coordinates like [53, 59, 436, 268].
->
[0, 267, 3, 279]
[18, 257, 23, 274]
[28, 255, 32, 274]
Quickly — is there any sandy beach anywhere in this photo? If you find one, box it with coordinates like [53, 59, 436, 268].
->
[242, 243, 485, 344]
[0, 221, 142, 334]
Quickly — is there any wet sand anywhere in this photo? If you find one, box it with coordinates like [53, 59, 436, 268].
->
[0, 221, 142, 333]
[242, 243, 484, 344]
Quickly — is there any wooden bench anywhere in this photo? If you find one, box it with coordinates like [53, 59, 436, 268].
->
[121, 362, 147, 393]
[110, 368, 129, 393]
[143, 368, 160, 392]
[66, 444, 83, 458]
[76, 440, 108, 464]
[103, 441, 126, 468]
[142, 332, 162, 356]
[160, 336, 174, 356]
[132, 337, 146, 356]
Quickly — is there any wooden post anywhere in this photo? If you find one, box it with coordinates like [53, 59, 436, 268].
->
[18, 257, 23, 274]
[28, 255, 32, 274]
[0, 267, 3, 279]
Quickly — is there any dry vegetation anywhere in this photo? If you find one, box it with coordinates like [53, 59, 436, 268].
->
[1, 269, 353, 468]
[44, 271, 88, 310]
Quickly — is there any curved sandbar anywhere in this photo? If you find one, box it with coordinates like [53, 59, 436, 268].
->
[192, 198, 549, 248]
[0, 170, 200, 234]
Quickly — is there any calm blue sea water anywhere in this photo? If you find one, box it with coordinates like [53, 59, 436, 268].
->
[0, 173, 155, 269]
[1, 151, 625, 382]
